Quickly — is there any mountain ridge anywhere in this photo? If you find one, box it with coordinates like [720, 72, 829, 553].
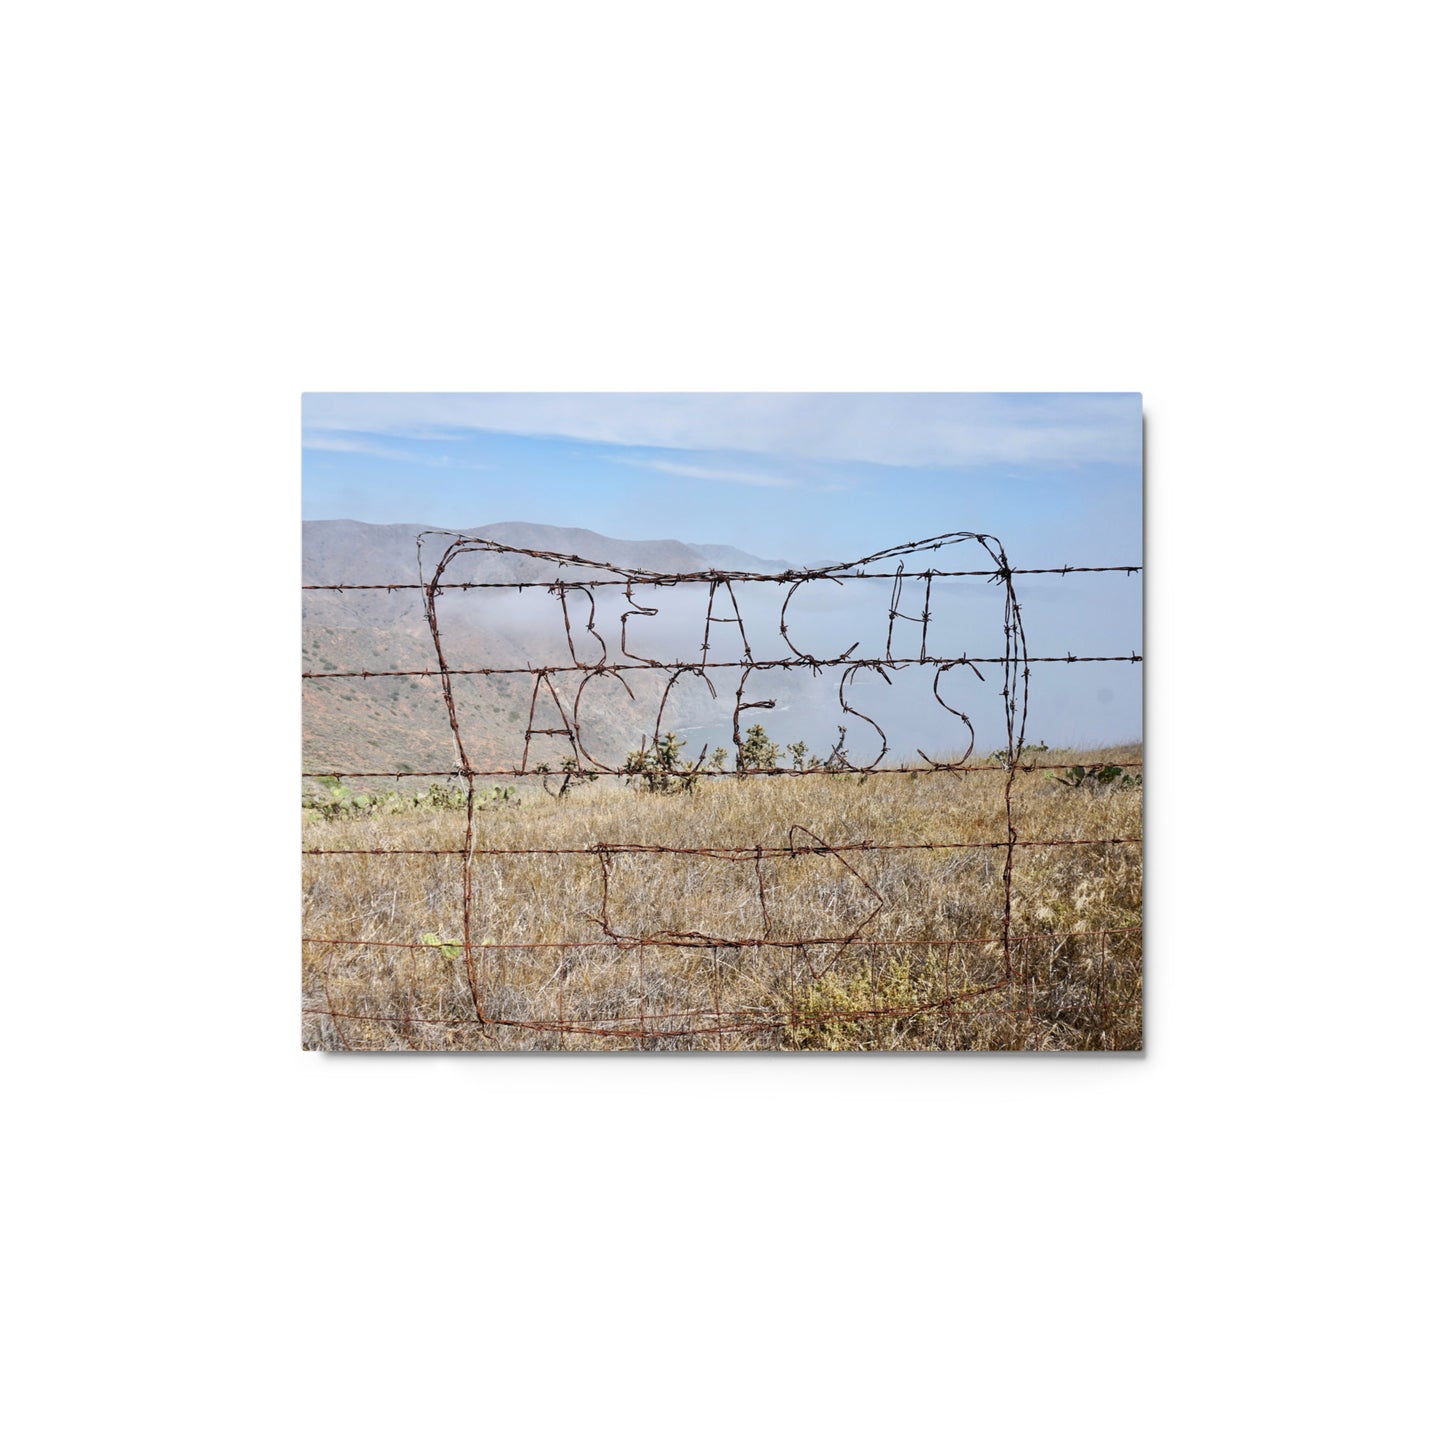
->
[302, 519, 799, 781]
[303, 518, 793, 583]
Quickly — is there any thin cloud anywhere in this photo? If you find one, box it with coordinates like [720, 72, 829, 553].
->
[302, 430, 489, 471]
[633, 458, 802, 490]
[302, 393, 1141, 470]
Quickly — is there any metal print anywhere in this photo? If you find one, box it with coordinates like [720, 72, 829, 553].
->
[302, 393, 1143, 1050]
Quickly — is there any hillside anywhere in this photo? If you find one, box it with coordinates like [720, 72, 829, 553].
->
[302, 520, 797, 781]
[302, 746, 1144, 1051]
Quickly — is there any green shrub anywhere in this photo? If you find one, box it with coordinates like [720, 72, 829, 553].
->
[624, 732, 701, 793]
[1049, 763, 1140, 791]
[786, 952, 947, 1050]
[535, 758, 598, 799]
[738, 723, 780, 773]
[302, 776, 515, 818]
[987, 741, 1049, 765]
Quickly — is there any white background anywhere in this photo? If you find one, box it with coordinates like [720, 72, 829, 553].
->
[5, 3, 1438, 1442]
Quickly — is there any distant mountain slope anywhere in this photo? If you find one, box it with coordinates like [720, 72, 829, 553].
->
[303, 519, 792, 585]
[683, 541, 792, 573]
[302, 520, 798, 782]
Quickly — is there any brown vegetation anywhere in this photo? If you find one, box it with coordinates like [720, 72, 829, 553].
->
[302, 746, 1141, 1051]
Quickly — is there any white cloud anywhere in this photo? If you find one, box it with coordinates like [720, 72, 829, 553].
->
[302, 430, 489, 470]
[633, 458, 802, 489]
[301, 393, 1141, 469]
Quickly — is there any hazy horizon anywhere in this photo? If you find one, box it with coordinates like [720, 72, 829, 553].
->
[304, 396, 1141, 754]
[304, 508, 1142, 756]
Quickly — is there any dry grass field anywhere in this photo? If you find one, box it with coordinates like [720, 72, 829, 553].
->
[302, 745, 1141, 1051]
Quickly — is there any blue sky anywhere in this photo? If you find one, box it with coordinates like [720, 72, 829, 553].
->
[302, 392, 1142, 569]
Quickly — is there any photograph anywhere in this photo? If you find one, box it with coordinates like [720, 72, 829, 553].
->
[302, 392, 1143, 1049]
[13, 4, 1436, 1437]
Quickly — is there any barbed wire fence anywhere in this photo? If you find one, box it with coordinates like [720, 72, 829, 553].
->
[302, 530, 1143, 1050]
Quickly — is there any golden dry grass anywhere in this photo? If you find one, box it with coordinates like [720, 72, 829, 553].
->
[302, 746, 1141, 1051]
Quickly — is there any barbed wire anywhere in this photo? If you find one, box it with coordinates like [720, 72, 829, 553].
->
[304, 925, 1143, 1047]
[302, 562, 1141, 590]
[304, 836, 1141, 857]
[301, 656, 1141, 679]
[302, 760, 1142, 778]
[302, 529, 1143, 1050]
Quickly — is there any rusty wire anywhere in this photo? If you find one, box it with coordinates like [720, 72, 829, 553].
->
[302, 529, 1143, 1049]
[302, 760, 1142, 778]
[301, 656, 1142, 680]
[303, 836, 1142, 857]
[302, 562, 1141, 591]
